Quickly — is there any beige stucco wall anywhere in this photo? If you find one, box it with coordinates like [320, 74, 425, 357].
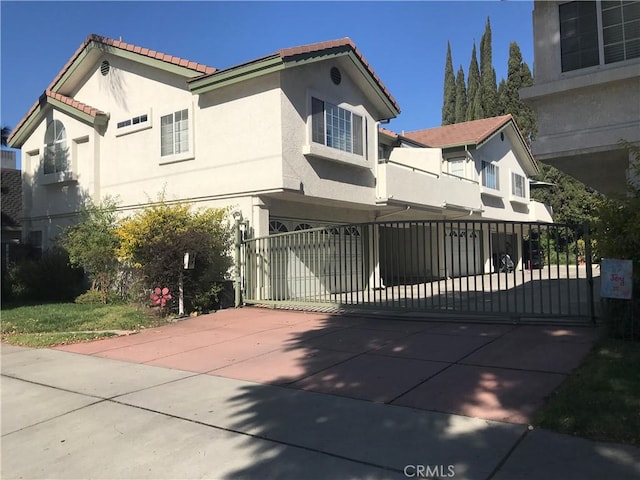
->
[278, 58, 378, 209]
[75, 55, 285, 207]
[473, 134, 535, 222]
[20, 107, 98, 245]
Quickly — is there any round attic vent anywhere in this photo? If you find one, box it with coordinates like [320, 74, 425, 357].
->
[330, 67, 342, 85]
[100, 60, 110, 76]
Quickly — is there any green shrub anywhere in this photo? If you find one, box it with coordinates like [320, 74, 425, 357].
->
[593, 141, 640, 340]
[117, 194, 233, 314]
[74, 289, 105, 304]
[7, 248, 84, 302]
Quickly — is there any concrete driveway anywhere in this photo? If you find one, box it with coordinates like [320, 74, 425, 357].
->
[55, 307, 599, 424]
[3, 308, 639, 479]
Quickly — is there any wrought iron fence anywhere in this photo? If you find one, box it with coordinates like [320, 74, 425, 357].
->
[241, 219, 596, 322]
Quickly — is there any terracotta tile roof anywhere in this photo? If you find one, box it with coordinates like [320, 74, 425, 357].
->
[48, 33, 215, 92]
[7, 91, 106, 144]
[403, 115, 514, 147]
[193, 38, 399, 114]
[46, 90, 106, 117]
[378, 127, 399, 139]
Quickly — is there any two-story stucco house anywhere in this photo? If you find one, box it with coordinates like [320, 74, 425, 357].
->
[8, 34, 551, 281]
[520, 0, 640, 195]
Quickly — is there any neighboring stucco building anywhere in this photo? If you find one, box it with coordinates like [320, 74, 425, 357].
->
[8, 34, 551, 280]
[520, 0, 640, 195]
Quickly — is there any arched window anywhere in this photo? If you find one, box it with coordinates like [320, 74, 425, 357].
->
[269, 221, 288, 234]
[294, 223, 313, 231]
[43, 120, 68, 174]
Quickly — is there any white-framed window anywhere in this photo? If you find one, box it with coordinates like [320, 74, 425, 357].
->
[512, 172, 526, 197]
[117, 114, 148, 129]
[161, 109, 189, 157]
[448, 157, 466, 177]
[560, 1, 640, 72]
[43, 120, 68, 174]
[312, 97, 363, 155]
[482, 161, 500, 190]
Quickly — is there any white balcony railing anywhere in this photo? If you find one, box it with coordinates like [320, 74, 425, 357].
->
[377, 152, 481, 212]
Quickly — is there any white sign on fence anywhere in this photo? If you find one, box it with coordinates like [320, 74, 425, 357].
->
[600, 258, 633, 300]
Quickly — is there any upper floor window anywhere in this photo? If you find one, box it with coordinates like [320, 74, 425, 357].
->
[448, 157, 466, 177]
[117, 114, 148, 129]
[482, 161, 500, 190]
[161, 109, 189, 157]
[43, 120, 68, 174]
[312, 97, 363, 155]
[560, 1, 640, 72]
[602, 1, 640, 63]
[512, 172, 526, 197]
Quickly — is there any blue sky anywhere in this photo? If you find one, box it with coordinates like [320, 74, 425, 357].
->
[1, 1, 534, 142]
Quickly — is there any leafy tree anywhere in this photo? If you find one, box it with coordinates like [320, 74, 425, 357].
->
[1, 126, 10, 147]
[480, 17, 499, 117]
[454, 66, 467, 123]
[58, 197, 121, 303]
[442, 42, 456, 126]
[531, 162, 604, 231]
[117, 196, 233, 313]
[466, 43, 481, 121]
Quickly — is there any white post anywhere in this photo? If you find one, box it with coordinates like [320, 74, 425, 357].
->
[178, 273, 184, 316]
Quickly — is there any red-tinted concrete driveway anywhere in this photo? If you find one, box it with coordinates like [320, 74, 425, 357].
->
[55, 308, 602, 424]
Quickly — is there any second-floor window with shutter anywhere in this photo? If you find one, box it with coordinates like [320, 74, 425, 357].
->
[312, 97, 363, 155]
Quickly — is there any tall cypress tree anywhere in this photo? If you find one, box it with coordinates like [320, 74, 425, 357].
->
[500, 42, 538, 144]
[480, 17, 498, 117]
[442, 42, 456, 126]
[455, 65, 467, 123]
[466, 43, 481, 121]
[454, 66, 467, 123]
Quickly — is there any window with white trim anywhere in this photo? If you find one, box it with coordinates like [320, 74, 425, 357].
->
[512, 172, 526, 197]
[43, 120, 68, 174]
[160, 109, 189, 157]
[312, 97, 363, 155]
[482, 161, 500, 190]
[560, 1, 640, 72]
[448, 157, 466, 177]
[117, 114, 148, 129]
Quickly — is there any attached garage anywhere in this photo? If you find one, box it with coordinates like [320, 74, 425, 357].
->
[444, 228, 483, 277]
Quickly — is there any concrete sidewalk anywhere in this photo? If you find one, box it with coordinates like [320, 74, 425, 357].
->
[2, 345, 639, 480]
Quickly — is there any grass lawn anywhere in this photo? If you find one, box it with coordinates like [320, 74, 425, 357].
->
[1, 303, 167, 348]
[534, 337, 640, 446]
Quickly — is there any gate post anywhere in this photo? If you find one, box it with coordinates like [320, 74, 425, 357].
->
[584, 220, 596, 324]
[234, 214, 242, 308]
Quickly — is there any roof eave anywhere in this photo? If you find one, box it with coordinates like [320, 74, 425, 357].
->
[52, 38, 211, 93]
[188, 55, 284, 94]
[342, 50, 399, 120]
[8, 95, 107, 148]
[188, 48, 400, 120]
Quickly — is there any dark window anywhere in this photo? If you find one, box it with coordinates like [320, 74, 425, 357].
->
[560, 1, 599, 72]
[602, 1, 640, 63]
